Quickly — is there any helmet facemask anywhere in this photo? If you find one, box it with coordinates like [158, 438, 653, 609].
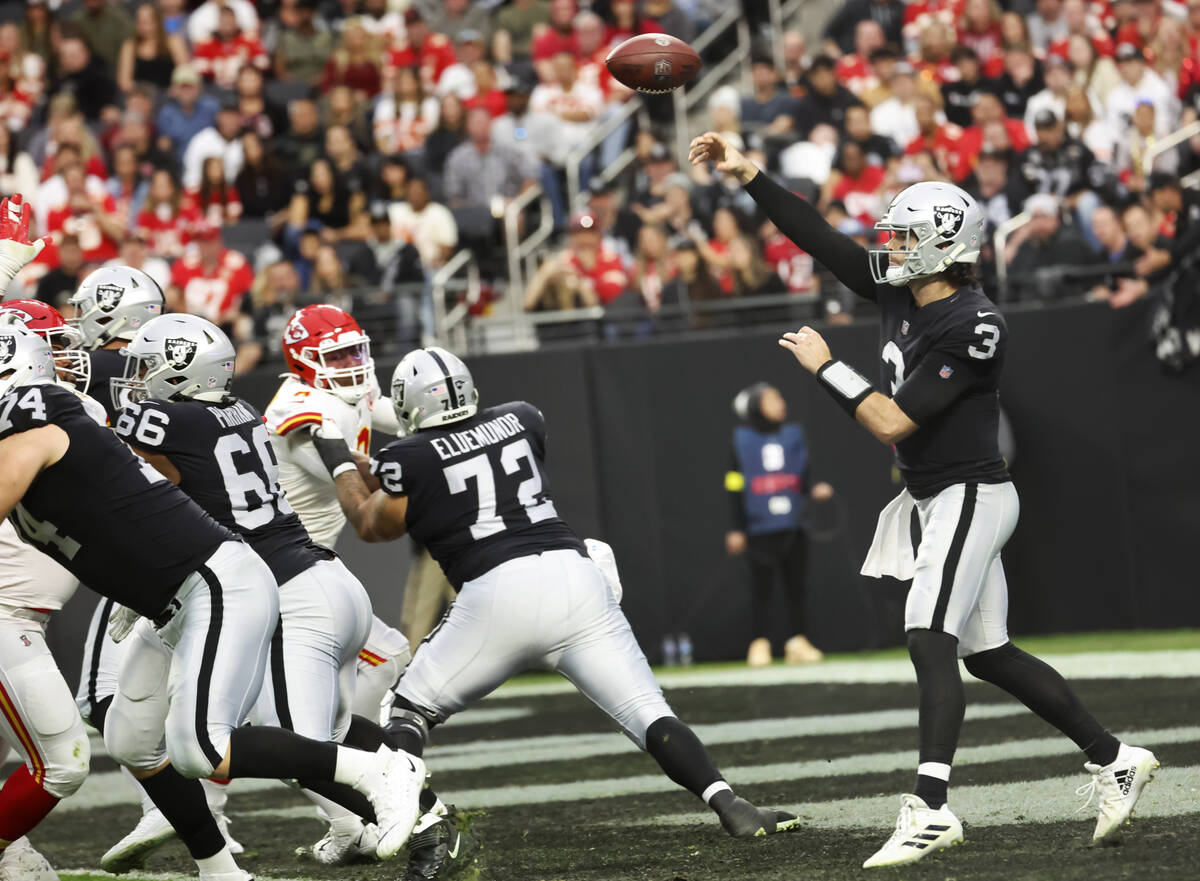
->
[299, 335, 375, 403]
[46, 325, 91, 390]
[870, 220, 971, 287]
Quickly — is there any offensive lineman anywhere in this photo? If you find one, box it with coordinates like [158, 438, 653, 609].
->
[310, 346, 802, 843]
[687, 132, 1159, 867]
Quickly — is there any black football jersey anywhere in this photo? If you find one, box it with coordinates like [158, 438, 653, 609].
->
[0, 383, 235, 618]
[371, 401, 585, 589]
[86, 347, 127, 424]
[115, 397, 330, 585]
[876, 282, 1010, 498]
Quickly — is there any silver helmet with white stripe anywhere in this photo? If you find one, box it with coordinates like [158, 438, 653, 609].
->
[391, 346, 478, 434]
[870, 182, 985, 287]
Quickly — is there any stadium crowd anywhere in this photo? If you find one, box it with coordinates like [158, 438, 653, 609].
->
[1, 0, 1198, 365]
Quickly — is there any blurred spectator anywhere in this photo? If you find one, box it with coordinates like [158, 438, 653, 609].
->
[388, 10, 456, 95]
[728, 235, 785, 297]
[288, 157, 367, 243]
[136, 168, 196, 259]
[358, 205, 424, 288]
[941, 47, 989, 129]
[66, 0, 133, 72]
[792, 55, 861, 137]
[320, 19, 381, 99]
[53, 34, 118, 124]
[423, 93, 468, 178]
[235, 130, 291, 221]
[741, 54, 797, 136]
[492, 0, 549, 64]
[1048, 0, 1114, 60]
[762, 218, 818, 296]
[38, 132, 108, 215]
[524, 211, 629, 310]
[35, 235, 83, 309]
[844, 104, 900, 167]
[19, 2, 57, 77]
[0, 127, 38, 202]
[0, 64, 33, 136]
[1021, 110, 1102, 201]
[532, 0, 578, 82]
[1064, 86, 1117, 165]
[194, 6, 270, 91]
[604, 0, 659, 48]
[188, 0, 259, 46]
[105, 230, 171, 293]
[370, 154, 412, 207]
[529, 52, 603, 171]
[310, 243, 354, 296]
[428, 0, 492, 46]
[159, 0, 188, 38]
[168, 222, 255, 327]
[157, 65, 219, 162]
[321, 84, 373, 151]
[234, 67, 286, 142]
[1028, 0, 1068, 52]
[706, 87, 743, 151]
[661, 236, 721, 321]
[46, 161, 123, 264]
[963, 145, 1025, 232]
[780, 122, 838, 185]
[189, 155, 243, 227]
[355, 0, 404, 45]
[869, 63, 920, 147]
[781, 31, 809, 93]
[692, 205, 744, 294]
[182, 99, 244, 190]
[115, 110, 176, 179]
[1024, 54, 1074, 138]
[641, 0, 696, 44]
[822, 141, 887, 224]
[276, 98, 325, 179]
[956, 91, 1030, 180]
[1114, 101, 1178, 181]
[1107, 43, 1176, 138]
[957, 0, 1003, 67]
[106, 143, 149, 231]
[438, 29, 495, 100]
[823, 0, 905, 55]
[1087, 204, 1146, 306]
[389, 176, 459, 272]
[116, 2, 188, 95]
[275, 0, 334, 87]
[910, 19, 957, 83]
[835, 20, 885, 96]
[1066, 33, 1120, 106]
[1007, 193, 1098, 298]
[630, 223, 673, 312]
[374, 65, 440, 154]
[233, 261, 304, 373]
[858, 46, 899, 108]
[994, 43, 1044, 119]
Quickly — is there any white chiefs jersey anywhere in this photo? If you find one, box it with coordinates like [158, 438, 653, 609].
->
[265, 375, 400, 549]
[0, 387, 108, 610]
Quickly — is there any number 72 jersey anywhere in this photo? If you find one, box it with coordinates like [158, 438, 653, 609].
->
[370, 401, 585, 590]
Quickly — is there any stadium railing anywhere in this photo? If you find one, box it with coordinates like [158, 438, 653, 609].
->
[1143, 119, 1200, 175]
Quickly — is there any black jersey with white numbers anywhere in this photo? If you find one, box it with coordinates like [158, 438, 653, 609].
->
[115, 397, 331, 585]
[371, 401, 585, 589]
[86, 347, 127, 424]
[0, 382, 235, 618]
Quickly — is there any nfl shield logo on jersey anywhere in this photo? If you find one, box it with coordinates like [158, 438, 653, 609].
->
[901, 320, 910, 335]
[166, 337, 198, 369]
[96, 284, 125, 313]
[939, 364, 954, 379]
[933, 205, 964, 239]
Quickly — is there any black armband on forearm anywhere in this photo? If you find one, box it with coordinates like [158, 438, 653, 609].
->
[816, 359, 875, 417]
[311, 433, 356, 479]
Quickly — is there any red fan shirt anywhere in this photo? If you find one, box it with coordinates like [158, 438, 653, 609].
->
[832, 165, 887, 225]
[184, 187, 243, 227]
[905, 122, 969, 180]
[136, 203, 202, 260]
[763, 233, 816, 294]
[567, 244, 629, 304]
[193, 34, 270, 90]
[45, 192, 121, 263]
[170, 248, 255, 324]
[387, 33, 457, 92]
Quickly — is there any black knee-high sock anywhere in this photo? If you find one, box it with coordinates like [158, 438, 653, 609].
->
[226, 727, 337, 780]
[344, 714, 394, 751]
[644, 716, 727, 804]
[964, 642, 1119, 766]
[907, 629, 965, 809]
[299, 779, 377, 824]
[138, 765, 226, 860]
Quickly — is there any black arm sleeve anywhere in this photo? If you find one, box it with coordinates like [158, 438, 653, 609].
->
[892, 353, 979, 425]
[743, 172, 878, 301]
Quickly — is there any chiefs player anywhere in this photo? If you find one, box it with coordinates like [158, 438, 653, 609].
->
[0, 300, 90, 391]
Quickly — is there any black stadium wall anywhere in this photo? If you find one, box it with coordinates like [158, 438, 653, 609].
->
[47, 298, 1200, 684]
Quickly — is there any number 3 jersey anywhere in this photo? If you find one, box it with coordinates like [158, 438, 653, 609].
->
[115, 396, 331, 585]
[0, 383, 235, 618]
[878, 282, 1010, 498]
[371, 401, 585, 589]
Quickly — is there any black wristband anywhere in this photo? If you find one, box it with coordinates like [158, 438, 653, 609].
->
[311, 432, 356, 478]
[816, 359, 875, 417]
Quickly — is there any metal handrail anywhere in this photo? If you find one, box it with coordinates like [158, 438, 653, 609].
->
[431, 248, 475, 347]
[1142, 120, 1200, 175]
[768, 0, 786, 73]
[673, 12, 753, 165]
[565, 98, 642, 211]
[504, 182, 554, 332]
[994, 211, 1032, 291]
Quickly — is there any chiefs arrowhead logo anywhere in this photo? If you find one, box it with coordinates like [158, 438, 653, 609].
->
[284, 318, 310, 344]
[933, 205, 964, 239]
[165, 337, 198, 369]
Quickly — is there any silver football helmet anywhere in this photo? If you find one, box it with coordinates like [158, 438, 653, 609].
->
[391, 346, 478, 434]
[870, 182, 985, 287]
[111, 314, 236, 408]
[68, 266, 165, 349]
[0, 326, 56, 399]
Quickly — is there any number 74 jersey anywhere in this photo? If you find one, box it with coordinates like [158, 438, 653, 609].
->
[371, 401, 585, 590]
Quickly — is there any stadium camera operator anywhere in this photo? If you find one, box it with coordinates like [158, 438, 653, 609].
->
[1137, 173, 1200, 370]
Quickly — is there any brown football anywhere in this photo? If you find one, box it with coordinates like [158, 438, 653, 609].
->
[604, 33, 702, 94]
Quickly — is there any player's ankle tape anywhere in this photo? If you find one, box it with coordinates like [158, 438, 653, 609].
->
[816, 359, 874, 417]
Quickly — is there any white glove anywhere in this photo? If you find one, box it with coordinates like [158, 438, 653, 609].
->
[0, 195, 48, 291]
[585, 538, 623, 604]
[108, 604, 141, 644]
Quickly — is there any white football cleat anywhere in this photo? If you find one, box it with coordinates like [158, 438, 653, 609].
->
[357, 746, 425, 861]
[1079, 743, 1160, 843]
[214, 812, 243, 855]
[302, 819, 380, 865]
[100, 807, 177, 873]
[863, 794, 963, 868]
[0, 837, 59, 881]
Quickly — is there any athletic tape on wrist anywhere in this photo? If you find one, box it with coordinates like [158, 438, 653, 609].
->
[331, 462, 358, 479]
[816, 359, 875, 417]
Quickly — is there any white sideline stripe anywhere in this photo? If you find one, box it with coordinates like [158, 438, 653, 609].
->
[423, 704, 1025, 771]
[237, 726, 1200, 818]
[56, 775, 282, 813]
[639, 763, 1200, 831]
[490, 650, 1200, 696]
[445, 706, 534, 726]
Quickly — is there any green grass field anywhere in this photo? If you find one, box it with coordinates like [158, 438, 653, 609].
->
[33, 631, 1200, 881]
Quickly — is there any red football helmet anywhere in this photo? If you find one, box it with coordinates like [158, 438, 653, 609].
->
[0, 299, 90, 389]
[281, 304, 374, 403]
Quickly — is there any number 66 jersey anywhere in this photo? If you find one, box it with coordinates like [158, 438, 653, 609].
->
[878, 283, 1011, 499]
[370, 401, 585, 590]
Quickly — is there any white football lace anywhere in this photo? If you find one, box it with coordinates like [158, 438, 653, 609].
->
[1075, 777, 1099, 813]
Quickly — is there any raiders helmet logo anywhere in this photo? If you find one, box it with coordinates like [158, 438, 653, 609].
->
[653, 60, 673, 78]
[165, 337, 198, 369]
[95, 284, 125, 313]
[0, 334, 15, 365]
[933, 205, 964, 239]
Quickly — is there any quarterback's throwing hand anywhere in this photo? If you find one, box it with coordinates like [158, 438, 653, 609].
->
[0, 195, 50, 285]
[779, 327, 832, 374]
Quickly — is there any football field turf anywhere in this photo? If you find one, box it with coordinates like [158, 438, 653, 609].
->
[43, 630, 1200, 881]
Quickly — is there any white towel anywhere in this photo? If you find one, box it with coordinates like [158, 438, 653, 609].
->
[860, 489, 918, 581]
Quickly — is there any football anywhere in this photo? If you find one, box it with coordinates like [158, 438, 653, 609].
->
[604, 33, 701, 94]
